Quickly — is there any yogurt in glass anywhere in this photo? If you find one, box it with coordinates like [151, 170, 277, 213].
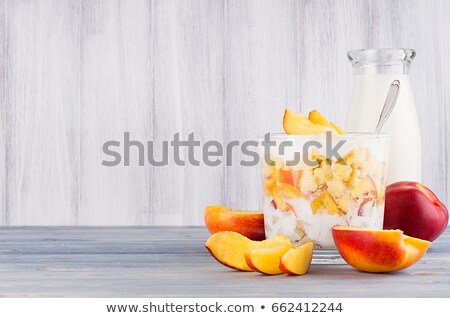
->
[260, 133, 390, 255]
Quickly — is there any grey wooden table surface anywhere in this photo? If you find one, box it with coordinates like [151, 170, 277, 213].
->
[0, 226, 448, 297]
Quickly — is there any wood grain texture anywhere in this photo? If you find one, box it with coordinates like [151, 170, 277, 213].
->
[78, 0, 153, 225]
[4, 0, 80, 225]
[443, 0, 450, 207]
[224, 0, 300, 211]
[151, 0, 224, 225]
[0, 0, 449, 225]
[0, 226, 448, 297]
[298, 0, 370, 124]
[0, 0, 6, 225]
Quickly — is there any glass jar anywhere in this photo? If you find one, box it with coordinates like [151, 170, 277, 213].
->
[260, 132, 390, 263]
[346, 48, 421, 183]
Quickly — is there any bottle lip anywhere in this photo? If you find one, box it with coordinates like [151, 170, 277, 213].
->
[348, 48, 416, 66]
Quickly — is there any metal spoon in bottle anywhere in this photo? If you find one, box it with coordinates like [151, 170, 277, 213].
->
[375, 80, 401, 134]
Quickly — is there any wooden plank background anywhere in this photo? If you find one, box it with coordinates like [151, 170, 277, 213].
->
[0, 0, 448, 225]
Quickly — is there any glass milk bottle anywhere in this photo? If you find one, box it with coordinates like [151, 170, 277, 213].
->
[346, 49, 421, 183]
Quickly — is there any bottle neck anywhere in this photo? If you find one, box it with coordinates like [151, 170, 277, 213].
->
[352, 63, 411, 76]
[348, 49, 415, 76]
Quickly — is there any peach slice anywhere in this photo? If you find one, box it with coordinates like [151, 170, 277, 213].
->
[308, 110, 345, 135]
[279, 242, 314, 275]
[263, 177, 276, 196]
[205, 231, 292, 271]
[276, 183, 303, 199]
[265, 170, 304, 203]
[332, 226, 431, 273]
[268, 182, 298, 215]
[311, 192, 341, 216]
[278, 169, 301, 186]
[283, 108, 338, 135]
[270, 183, 289, 211]
[245, 246, 292, 275]
[204, 206, 265, 241]
[331, 122, 345, 135]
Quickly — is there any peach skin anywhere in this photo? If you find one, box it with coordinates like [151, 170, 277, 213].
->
[308, 110, 345, 135]
[204, 206, 265, 241]
[384, 181, 448, 242]
[283, 108, 338, 135]
[332, 226, 431, 273]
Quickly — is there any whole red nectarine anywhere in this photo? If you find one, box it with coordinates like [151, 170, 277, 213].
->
[383, 182, 448, 241]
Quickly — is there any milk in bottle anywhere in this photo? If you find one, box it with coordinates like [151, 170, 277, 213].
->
[346, 49, 421, 183]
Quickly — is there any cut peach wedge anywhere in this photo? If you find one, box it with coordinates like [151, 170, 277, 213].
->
[330, 122, 345, 135]
[283, 108, 338, 135]
[279, 242, 314, 275]
[265, 169, 304, 207]
[308, 110, 345, 135]
[278, 169, 301, 186]
[205, 231, 292, 271]
[311, 192, 341, 216]
[245, 246, 292, 275]
[276, 183, 303, 199]
[204, 206, 265, 241]
[332, 226, 431, 273]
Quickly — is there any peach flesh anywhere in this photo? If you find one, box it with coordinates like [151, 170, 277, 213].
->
[279, 242, 314, 275]
[332, 226, 431, 273]
[204, 206, 265, 241]
[245, 246, 291, 275]
[205, 231, 292, 271]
